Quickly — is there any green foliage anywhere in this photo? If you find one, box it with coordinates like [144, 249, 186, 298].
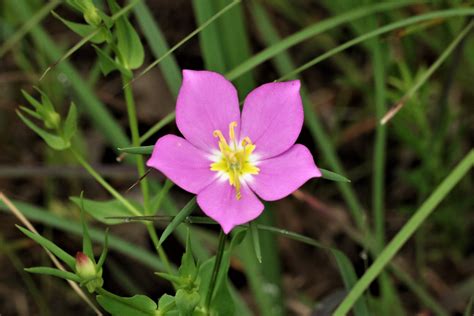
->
[70, 196, 141, 225]
[17, 90, 77, 151]
[96, 292, 158, 316]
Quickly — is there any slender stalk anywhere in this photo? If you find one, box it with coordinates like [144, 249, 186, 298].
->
[205, 230, 226, 310]
[122, 75, 150, 213]
[70, 148, 139, 216]
[145, 222, 173, 277]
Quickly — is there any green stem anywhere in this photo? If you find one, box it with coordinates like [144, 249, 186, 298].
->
[70, 148, 139, 216]
[334, 150, 474, 315]
[121, 75, 173, 276]
[122, 75, 150, 213]
[205, 230, 226, 311]
[145, 222, 173, 276]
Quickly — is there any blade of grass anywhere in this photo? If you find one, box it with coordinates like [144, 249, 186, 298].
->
[158, 197, 197, 246]
[0, 0, 61, 58]
[249, 0, 367, 232]
[129, 0, 241, 88]
[139, 112, 176, 144]
[133, 1, 182, 96]
[277, 9, 474, 82]
[381, 19, 474, 124]
[334, 150, 474, 315]
[226, 0, 418, 81]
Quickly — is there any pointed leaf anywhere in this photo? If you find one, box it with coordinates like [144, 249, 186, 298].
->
[17, 225, 76, 270]
[93, 45, 121, 76]
[63, 102, 77, 142]
[249, 221, 262, 263]
[108, 0, 144, 69]
[178, 230, 197, 278]
[159, 197, 196, 246]
[25, 267, 81, 282]
[117, 145, 153, 155]
[96, 293, 157, 316]
[52, 11, 106, 43]
[320, 168, 351, 182]
[21, 89, 42, 111]
[70, 197, 139, 225]
[17, 111, 68, 150]
[97, 228, 109, 270]
[79, 192, 94, 260]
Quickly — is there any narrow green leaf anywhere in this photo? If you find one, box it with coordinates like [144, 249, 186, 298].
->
[226, 1, 417, 80]
[17, 111, 68, 150]
[25, 267, 81, 282]
[79, 192, 94, 260]
[96, 290, 157, 316]
[93, 45, 120, 76]
[249, 221, 262, 263]
[13, 2, 130, 149]
[70, 196, 139, 225]
[132, 0, 240, 87]
[178, 230, 197, 278]
[159, 197, 197, 246]
[0, 200, 168, 272]
[21, 89, 42, 111]
[97, 228, 109, 270]
[277, 9, 474, 82]
[63, 102, 77, 141]
[118, 145, 153, 155]
[19, 106, 41, 120]
[133, 2, 182, 96]
[51, 11, 106, 44]
[109, 0, 144, 69]
[17, 225, 76, 270]
[335, 150, 474, 315]
[320, 168, 351, 183]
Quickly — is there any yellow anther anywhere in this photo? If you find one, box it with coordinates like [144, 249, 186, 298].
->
[210, 121, 259, 200]
[241, 136, 253, 146]
[213, 130, 228, 145]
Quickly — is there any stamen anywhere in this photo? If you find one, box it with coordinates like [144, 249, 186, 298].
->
[210, 122, 258, 201]
[229, 121, 238, 147]
[213, 130, 228, 145]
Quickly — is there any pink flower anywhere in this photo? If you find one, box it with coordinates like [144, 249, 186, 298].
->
[147, 70, 321, 233]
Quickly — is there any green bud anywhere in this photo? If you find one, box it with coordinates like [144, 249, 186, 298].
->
[75, 251, 103, 293]
[83, 3, 102, 26]
[43, 111, 61, 130]
[75, 251, 96, 279]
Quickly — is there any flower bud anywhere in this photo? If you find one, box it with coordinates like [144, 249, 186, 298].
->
[83, 4, 102, 27]
[75, 251, 96, 279]
[75, 252, 104, 293]
[43, 111, 61, 130]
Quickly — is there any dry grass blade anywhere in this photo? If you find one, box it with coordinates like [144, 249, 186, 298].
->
[0, 192, 103, 316]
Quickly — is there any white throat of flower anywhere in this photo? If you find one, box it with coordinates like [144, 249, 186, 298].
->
[210, 121, 259, 200]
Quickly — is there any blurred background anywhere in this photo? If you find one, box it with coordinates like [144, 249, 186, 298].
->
[0, 0, 473, 315]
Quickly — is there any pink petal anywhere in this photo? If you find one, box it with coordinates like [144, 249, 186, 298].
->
[197, 181, 264, 234]
[176, 70, 240, 153]
[146, 135, 215, 194]
[249, 144, 321, 201]
[240, 80, 303, 159]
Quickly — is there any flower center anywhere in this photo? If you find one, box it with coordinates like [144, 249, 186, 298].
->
[210, 121, 260, 200]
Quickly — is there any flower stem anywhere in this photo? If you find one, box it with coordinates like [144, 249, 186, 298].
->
[70, 147, 139, 216]
[205, 230, 226, 311]
[122, 74, 150, 213]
